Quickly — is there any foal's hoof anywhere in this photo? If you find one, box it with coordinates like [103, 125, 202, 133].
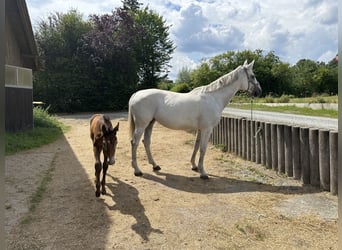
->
[134, 172, 143, 177]
[95, 191, 101, 197]
[200, 175, 209, 180]
[101, 189, 107, 195]
[192, 167, 199, 172]
[153, 166, 161, 171]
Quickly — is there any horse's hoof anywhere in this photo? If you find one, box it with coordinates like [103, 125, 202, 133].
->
[134, 172, 143, 177]
[192, 167, 198, 172]
[153, 166, 161, 171]
[200, 175, 209, 180]
[95, 191, 101, 197]
[101, 189, 106, 195]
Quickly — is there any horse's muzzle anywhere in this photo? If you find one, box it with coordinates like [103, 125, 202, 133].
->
[252, 84, 262, 97]
[108, 157, 115, 165]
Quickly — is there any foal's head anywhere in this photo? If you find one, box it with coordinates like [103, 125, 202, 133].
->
[241, 60, 262, 97]
[103, 122, 119, 165]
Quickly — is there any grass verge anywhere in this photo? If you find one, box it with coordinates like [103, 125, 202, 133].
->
[20, 155, 56, 225]
[5, 107, 69, 155]
[229, 103, 338, 118]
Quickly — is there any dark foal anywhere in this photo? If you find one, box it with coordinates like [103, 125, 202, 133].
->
[90, 114, 119, 197]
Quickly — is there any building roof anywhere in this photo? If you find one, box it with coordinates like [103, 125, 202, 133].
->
[6, 0, 39, 70]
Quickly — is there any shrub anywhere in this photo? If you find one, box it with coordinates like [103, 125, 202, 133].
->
[170, 83, 191, 93]
[264, 95, 274, 103]
[278, 94, 292, 103]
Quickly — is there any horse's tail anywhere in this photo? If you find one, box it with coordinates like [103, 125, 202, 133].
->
[128, 104, 135, 140]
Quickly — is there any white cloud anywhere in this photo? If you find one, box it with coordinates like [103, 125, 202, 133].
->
[26, 0, 338, 80]
[169, 53, 198, 80]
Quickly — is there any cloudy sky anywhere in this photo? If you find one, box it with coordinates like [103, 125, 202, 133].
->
[26, 0, 338, 80]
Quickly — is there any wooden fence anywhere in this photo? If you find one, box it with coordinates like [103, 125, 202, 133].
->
[210, 116, 338, 195]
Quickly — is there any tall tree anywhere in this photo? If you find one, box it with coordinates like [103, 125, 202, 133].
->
[34, 10, 92, 112]
[292, 59, 319, 96]
[122, 0, 142, 12]
[175, 66, 192, 84]
[134, 7, 176, 89]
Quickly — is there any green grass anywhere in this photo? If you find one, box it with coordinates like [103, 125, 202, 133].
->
[20, 156, 56, 225]
[231, 94, 338, 104]
[5, 107, 69, 155]
[229, 103, 338, 118]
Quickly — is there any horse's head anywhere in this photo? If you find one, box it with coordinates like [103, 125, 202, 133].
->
[241, 60, 262, 97]
[102, 122, 119, 165]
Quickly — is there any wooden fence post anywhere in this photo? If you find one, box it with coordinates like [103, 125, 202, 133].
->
[238, 118, 242, 157]
[277, 124, 285, 174]
[251, 120, 256, 162]
[300, 127, 310, 184]
[234, 118, 238, 155]
[329, 131, 338, 195]
[292, 126, 301, 180]
[242, 118, 247, 159]
[260, 122, 266, 166]
[255, 121, 261, 164]
[284, 125, 293, 177]
[319, 130, 330, 191]
[228, 118, 233, 153]
[309, 128, 320, 186]
[223, 117, 228, 151]
[271, 123, 278, 171]
[246, 120, 251, 161]
[265, 122, 272, 169]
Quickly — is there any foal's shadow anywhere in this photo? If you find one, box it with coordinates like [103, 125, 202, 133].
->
[105, 174, 163, 241]
[142, 171, 318, 195]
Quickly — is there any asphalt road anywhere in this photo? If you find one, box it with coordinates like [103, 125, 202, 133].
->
[222, 107, 338, 131]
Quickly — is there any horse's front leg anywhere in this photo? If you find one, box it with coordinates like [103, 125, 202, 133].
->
[197, 129, 212, 179]
[191, 130, 201, 171]
[93, 145, 102, 197]
[143, 120, 160, 171]
[101, 156, 108, 195]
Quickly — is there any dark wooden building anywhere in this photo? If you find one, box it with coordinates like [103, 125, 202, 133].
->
[5, 0, 39, 132]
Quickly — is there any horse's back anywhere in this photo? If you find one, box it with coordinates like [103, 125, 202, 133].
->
[90, 114, 112, 142]
[129, 89, 208, 130]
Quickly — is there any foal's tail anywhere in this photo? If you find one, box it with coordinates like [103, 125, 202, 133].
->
[128, 104, 135, 140]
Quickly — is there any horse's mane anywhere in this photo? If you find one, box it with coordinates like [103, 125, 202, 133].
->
[190, 66, 241, 94]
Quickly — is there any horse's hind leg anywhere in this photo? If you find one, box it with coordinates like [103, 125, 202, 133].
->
[197, 129, 212, 179]
[190, 130, 201, 171]
[131, 127, 144, 176]
[143, 120, 160, 171]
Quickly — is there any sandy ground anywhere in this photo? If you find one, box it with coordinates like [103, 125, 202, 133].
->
[5, 113, 337, 249]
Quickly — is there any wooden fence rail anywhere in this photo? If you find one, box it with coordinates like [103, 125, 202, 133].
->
[210, 116, 338, 195]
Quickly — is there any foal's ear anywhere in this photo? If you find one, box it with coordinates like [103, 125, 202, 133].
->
[102, 124, 108, 135]
[113, 122, 119, 132]
[243, 60, 248, 66]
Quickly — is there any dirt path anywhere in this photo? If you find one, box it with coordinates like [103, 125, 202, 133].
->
[5, 113, 337, 249]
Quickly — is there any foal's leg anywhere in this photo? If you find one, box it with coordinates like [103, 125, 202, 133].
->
[93, 145, 102, 197]
[190, 130, 201, 171]
[101, 152, 108, 195]
[131, 127, 144, 176]
[143, 120, 160, 171]
[197, 129, 212, 179]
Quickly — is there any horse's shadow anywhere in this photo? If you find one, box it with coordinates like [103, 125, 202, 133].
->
[142, 170, 319, 195]
[104, 174, 163, 241]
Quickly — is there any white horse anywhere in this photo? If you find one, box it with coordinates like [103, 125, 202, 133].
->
[128, 60, 261, 179]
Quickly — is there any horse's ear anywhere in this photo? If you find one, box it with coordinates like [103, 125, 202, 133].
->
[102, 124, 108, 135]
[113, 122, 119, 132]
[243, 60, 248, 66]
[248, 60, 255, 68]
